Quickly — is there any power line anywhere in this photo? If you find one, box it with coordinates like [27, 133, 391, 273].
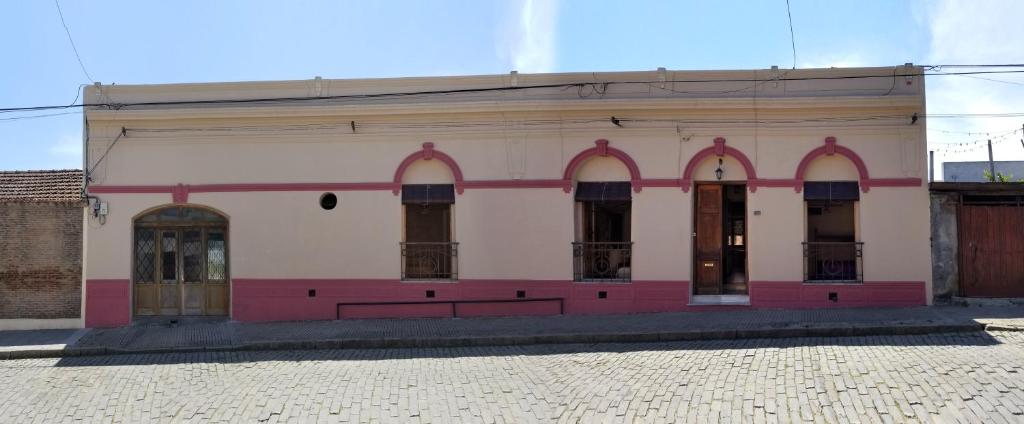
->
[925, 64, 1024, 68]
[87, 127, 125, 177]
[0, 111, 79, 123]
[6, 68, 1024, 114]
[54, 0, 93, 83]
[928, 127, 1020, 135]
[785, 0, 797, 69]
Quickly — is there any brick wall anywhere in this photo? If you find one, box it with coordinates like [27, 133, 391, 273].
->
[0, 202, 83, 319]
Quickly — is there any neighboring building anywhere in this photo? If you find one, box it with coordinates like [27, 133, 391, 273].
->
[82, 66, 930, 327]
[942, 161, 1024, 182]
[931, 182, 1024, 299]
[0, 170, 84, 330]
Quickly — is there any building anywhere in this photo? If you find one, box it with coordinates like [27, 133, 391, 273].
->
[931, 182, 1024, 299]
[0, 170, 84, 330]
[943, 160, 1024, 182]
[81, 66, 930, 327]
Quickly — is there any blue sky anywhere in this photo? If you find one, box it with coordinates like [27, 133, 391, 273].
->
[3, 0, 1023, 178]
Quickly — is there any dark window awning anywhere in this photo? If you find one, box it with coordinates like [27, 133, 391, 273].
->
[575, 182, 632, 202]
[804, 181, 860, 201]
[401, 184, 455, 204]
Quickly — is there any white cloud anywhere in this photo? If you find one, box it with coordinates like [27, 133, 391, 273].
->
[497, 0, 558, 73]
[48, 135, 82, 168]
[923, 0, 1024, 178]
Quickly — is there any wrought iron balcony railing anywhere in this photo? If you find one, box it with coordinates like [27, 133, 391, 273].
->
[573, 242, 633, 282]
[803, 242, 863, 283]
[401, 242, 458, 280]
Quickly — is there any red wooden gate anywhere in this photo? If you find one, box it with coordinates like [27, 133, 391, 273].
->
[959, 204, 1024, 297]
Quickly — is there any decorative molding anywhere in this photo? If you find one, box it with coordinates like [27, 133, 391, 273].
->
[459, 179, 567, 189]
[753, 178, 800, 188]
[87, 135, 923, 200]
[85, 95, 924, 122]
[639, 178, 682, 188]
[681, 137, 759, 192]
[866, 178, 922, 188]
[88, 185, 175, 195]
[562, 139, 643, 193]
[392, 142, 465, 195]
[794, 136, 872, 192]
[171, 184, 190, 203]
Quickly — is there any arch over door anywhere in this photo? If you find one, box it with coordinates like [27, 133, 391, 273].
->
[133, 205, 229, 317]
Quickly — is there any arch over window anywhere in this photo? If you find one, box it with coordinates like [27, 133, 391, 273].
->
[681, 137, 759, 192]
[794, 137, 871, 192]
[134, 205, 228, 225]
[393, 142, 465, 195]
[562, 139, 643, 193]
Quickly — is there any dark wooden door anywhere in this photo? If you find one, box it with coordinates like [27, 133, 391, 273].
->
[960, 205, 1024, 297]
[694, 185, 723, 294]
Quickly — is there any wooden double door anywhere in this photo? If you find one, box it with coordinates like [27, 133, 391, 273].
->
[693, 184, 748, 295]
[959, 204, 1024, 297]
[134, 227, 229, 316]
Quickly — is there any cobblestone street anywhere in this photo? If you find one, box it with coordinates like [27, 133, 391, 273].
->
[1, 331, 1023, 423]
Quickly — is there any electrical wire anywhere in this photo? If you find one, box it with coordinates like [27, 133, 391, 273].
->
[54, 0, 93, 83]
[785, 0, 797, 69]
[0, 111, 79, 122]
[7, 69, 1024, 114]
[87, 128, 124, 178]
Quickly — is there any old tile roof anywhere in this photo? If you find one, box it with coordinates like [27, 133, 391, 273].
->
[0, 169, 83, 202]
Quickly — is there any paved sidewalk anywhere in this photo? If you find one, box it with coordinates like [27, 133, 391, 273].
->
[0, 328, 88, 353]
[2, 305, 1023, 359]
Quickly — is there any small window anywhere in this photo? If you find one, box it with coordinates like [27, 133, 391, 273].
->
[573, 182, 632, 282]
[401, 184, 457, 280]
[320, 193, 338, 210]
[804, 184, 861, 282]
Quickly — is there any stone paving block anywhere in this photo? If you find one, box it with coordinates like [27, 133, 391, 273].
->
[3, 331, 1023, 422]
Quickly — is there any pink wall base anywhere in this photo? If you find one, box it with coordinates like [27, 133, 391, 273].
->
[231, 279, 927, 322]
[83, 278, 927, 326]
[750, 281, 927, 309]
[84, 279, 131, 328]
[232, 279, 692, 322]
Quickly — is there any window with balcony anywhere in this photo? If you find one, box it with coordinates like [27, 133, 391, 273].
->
[401, 184, 457, 280]
[803, 181, 862, 282]
[573, 182, 632, 282]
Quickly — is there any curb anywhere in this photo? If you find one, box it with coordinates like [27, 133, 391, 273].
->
[0, 321, 989, 361]
[985, 323, 1024, 332]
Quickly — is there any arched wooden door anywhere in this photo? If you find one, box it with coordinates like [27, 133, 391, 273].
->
[133, 206, 229, 316]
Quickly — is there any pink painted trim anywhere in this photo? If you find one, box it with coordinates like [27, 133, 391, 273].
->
[228, 278, 926, 322]
[753, 178, 800, 188]
[681, 137, 759, 192]
[794, 136, 872, 193]
[190, 182, 400, 192]
[79, 278, 927, 326]
[562, 139, 643, 193]
[392, 142, 466, 195]
[750, 280, 926, 308]
[89, 176, 922, 199]
[459, 179, 568, 189]
[639, 178, 682, 188]
[171, 184, 189, 203]
[84, 279, 131, 328]
[867, 178, 922, 188]
[88, 185, 174, 194]
[86, 135, 922, 201]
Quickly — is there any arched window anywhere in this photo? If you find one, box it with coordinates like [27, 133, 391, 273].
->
[133, 206, 229, 317]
